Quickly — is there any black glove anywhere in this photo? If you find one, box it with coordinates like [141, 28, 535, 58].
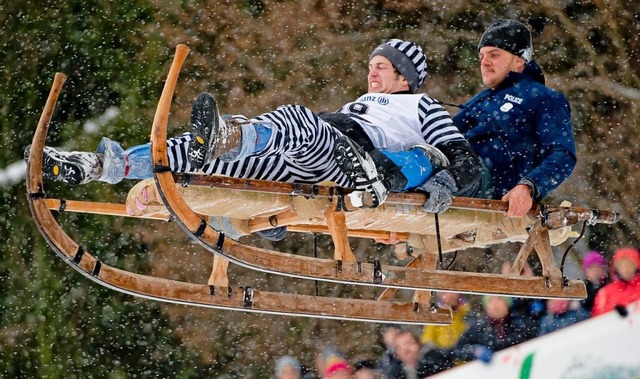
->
[418, 170, 458, 213]
[615, 304, 628, 317]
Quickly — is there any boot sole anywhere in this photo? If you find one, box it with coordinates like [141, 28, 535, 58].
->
[188, 92, 219, 169]
[26, 145, 89, 185]
[333, 137, 387, 207]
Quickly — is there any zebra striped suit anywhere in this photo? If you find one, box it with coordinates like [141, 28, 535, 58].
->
[164, 94, 469, 189]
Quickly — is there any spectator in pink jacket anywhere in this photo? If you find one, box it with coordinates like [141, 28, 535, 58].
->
[592, 247, 640, 317]
[580, 250, 609, 312]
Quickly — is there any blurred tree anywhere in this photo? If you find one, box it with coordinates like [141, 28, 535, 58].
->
[0, 1, 210, 377]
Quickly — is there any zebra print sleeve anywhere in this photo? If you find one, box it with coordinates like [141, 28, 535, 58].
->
[417, 95, 465, 146]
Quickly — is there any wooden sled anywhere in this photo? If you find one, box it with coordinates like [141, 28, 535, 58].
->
[26, 48, 452, 325]
[28, 45, 618, 324]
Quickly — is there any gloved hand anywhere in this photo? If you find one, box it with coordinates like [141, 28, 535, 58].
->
[418, 170, 458, 213]
[472, 345, 493, 363]
[615, 304, 628, 317]
[256, 226, 287, 241]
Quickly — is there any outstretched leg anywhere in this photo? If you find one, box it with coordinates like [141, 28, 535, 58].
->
[27, 135, 199, 186]
[186, 93, 352, 186]
[29, 93, 354, 188]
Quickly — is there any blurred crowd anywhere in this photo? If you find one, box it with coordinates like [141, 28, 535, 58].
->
[274, 246, 640, 379]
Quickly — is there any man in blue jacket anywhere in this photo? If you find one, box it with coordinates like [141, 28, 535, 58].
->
[454, 19, 577, 217]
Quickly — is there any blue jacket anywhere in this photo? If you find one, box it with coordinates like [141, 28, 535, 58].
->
[453, 61, 576, 200]
[452, 313, 534, 362]
[538, 308, 590, 336]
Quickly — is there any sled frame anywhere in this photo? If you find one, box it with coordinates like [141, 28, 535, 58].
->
[25, 47, 453, 325]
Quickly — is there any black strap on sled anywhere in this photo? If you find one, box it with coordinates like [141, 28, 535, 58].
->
[432, 213, 459, 270]
[152, 165, 172, 173]
[58, 198, 67, 213]
[30, 194, 66, 212]
[429, 291, 439, 313]
[434, 213, 444, 269]
[91, 260, 102, 277]
[194, 217, 207, 238]
[29, 191, 46, 199]
[372, 260, 383, 284]
[192, 216, 225, 252]
[242, 287, 254, 309]
[215, 232, 225, 252]
[334, 187, 343, 212]
[72, 245, 84, 264]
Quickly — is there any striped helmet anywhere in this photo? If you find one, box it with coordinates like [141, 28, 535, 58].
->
[369, 39, 427, 92]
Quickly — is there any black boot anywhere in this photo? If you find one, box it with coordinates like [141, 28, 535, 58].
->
[333, 136, 391, 208]
[25, 145, 103, 185]
[188, 93, 243, 169]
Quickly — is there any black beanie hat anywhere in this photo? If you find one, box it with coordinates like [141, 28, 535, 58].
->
[478, 19, 533, 62]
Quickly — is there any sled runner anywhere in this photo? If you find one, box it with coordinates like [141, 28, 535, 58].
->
[27, 45, 618, 324]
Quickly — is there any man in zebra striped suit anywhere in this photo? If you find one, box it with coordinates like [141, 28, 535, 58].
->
[33, 39, 483, 224]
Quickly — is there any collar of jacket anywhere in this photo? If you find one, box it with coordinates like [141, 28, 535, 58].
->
[390, 90, 414, 95]
[494, 60, 546, 91]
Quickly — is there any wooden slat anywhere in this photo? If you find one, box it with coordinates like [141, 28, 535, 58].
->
[324, 197, 356, 262]
[44, 198, 410, 240]
[172, 174, 619, 226]
[102, 258, 453, 324]
[220, 243, 587, 298]
[208, 255, 230, 287]
[412, 254, 437, 305]
[45, 198, 171, 220]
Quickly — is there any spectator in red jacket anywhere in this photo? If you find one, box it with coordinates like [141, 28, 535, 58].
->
[592, 247, 640, 317]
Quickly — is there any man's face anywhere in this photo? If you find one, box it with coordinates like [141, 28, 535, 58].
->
[368, 55, 409, 93]
[438, 291, 461, 307]
[478, 46, 525, 89]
